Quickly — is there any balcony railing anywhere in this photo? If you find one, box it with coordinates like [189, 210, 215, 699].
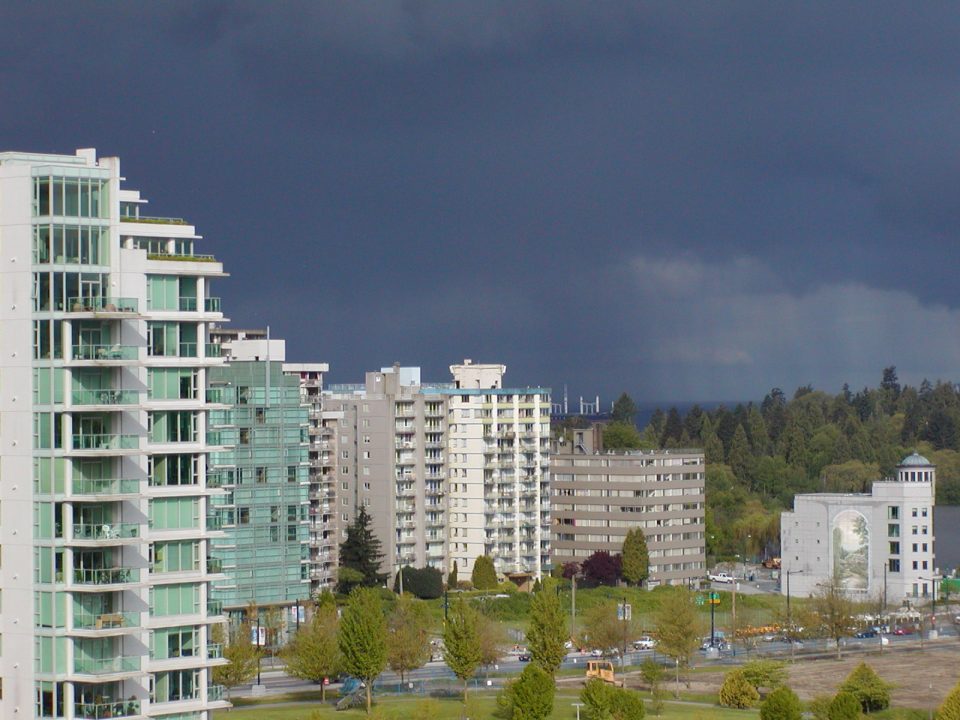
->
[178, 296, 198, 311]
[74, 567, 140, 585]
[178, 342, 198, 357]
[204, 297, 222, 312]
[206, 387, 234, 404]
[73, 610, 140, 630]
[74, 655, 141, 675]
[72, 434, 139, 451]
[73, 478, 140, 496]
[74, 700, 141, 719]
[67, 297, 139, 313]
[72, 345, 138, 361]
[206, 557, 223, 573]
[208, 685, 226, 701]
[71, 389, 140, 406]
[73, 523, 140, 541]
[207, 599, 224, 616]
[206, 514, 223, 530]
[206, 643, 224, 659]
[205, 343, 223, 357]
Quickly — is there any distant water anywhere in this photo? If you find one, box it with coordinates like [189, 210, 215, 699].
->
[936, 505, 960, 574]
[634, 401, 749, 429]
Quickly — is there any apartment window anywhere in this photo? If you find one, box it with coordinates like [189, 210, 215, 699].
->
[363, 451, 370, 459]
[341, 451, 349, 459]
[363, 435, 371, 444]
[341, 482, 348, 490]
[911, 526, 918, 535]
[287, 525, 298, 541]
[912, 544, 918, 552]
[922, 525, 928, 535]
[922, 560, 928, 569]
[256, 467, 267, 484]
[922, 543, 928, 552]
[888, 559, 900, 572]
[912, 561, 919, 570]
[888, 542, 899, 555]
[922, 508, 928, 517]
[237, 386, 250, 405]
[239, 429, 250, 445]
[363, 482, 371, 491]
[287, 466, 297, 482]
[912, 508, 918, 517]
[888, 506, 899, 519]
[238, 508, 250, 524]
[255, 408, 266, 424]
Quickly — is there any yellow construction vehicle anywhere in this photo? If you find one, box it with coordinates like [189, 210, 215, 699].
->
[585, 660, 623, 687]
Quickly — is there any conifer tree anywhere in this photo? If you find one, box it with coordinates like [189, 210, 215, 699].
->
[338, 506, 387, 591]
[621, 528, 650, 587]
[471, 555, 498, 590]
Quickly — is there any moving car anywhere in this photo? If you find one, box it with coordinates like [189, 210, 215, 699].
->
[708, 572, 735, 583]
[632, 636, 656, 650]
[854, 629, 878, 638]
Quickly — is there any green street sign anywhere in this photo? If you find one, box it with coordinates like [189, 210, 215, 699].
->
[696, 595, 705, 606]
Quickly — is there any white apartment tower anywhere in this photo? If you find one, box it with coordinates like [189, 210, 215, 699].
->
[0, 149, 230, 719]
[323, 360, 550, 584]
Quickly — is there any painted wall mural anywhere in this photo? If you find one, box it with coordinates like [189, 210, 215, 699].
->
[832, 509, 869, 591]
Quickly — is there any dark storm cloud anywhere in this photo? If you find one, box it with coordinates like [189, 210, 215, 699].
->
[4, 2, 960, 401]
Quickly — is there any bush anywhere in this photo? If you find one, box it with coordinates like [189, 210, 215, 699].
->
[393, 566, 443, 599]
[718, 669, 760, 709]
[938, 681, 960, 720]
[827, 691, 861, 720]
[472, 556, 499, 590]
[759, 685, 803, 720]
[497, 664, 555, 720]
[809, 695, 833, 720]
[579, 679, 645, 720]
[741, 659, 788, 690]
[839, 662, 891, 713]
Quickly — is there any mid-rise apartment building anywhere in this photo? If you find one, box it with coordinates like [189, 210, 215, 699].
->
[207, 339, 312, 623]
[781, 452, 938, 602]
[0, 149, 230, 718]
[323, 360, 550, 583]
[550, 425, 706, 586]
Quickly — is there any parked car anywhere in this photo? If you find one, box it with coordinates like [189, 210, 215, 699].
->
[590, 648, 604, 657]
[893, 626, 915, 636]
[854, 629, 878, 639]
[518, 653, 531, 662]
[632, 636, 656, 650]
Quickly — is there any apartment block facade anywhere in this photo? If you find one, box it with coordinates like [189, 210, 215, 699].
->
[323, 361, 550, 582]
[206, 340, 312, 620]
[550, 426, 706, 586]
[0, 149, 230, 719]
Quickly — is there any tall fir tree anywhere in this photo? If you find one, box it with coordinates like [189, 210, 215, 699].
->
[471, 555, 498, 590]
[621, 528, 650, 587]
[611, 392, 638, 425]
[338, 506, 387, 591]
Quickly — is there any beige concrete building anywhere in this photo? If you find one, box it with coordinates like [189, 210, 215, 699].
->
[324, 361, 551, 582]
[550, 426, 706, 586]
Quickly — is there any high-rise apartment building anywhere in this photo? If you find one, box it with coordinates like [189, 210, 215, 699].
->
[0, 149, 229, 719]
[550, 426, 706, 586]
[206, 339, 311, 624]
[324, 360, 550, 583]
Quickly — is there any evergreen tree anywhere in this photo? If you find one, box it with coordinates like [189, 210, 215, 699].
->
[471, 555, 499, 590]
[937, 680, 960, 720]
[338, 587, 387, 713]
[443, 596, 483, 699]
[838, 662, 891, 713]
[746, 407, 770, 455]
[620, 528, 649, 587]
[526, 578, 567, 675]
[611, 393, 638, 425]
[447, 561, 458, 588]
[718, 669, 760, 709]
[282, 603, 340, 701]
[827, 691, 861, 720]
[759, 685, 802, 720]
[338, 506, 387, 591]
[661, 407, 684, 446]
[727, 424, 752, 480]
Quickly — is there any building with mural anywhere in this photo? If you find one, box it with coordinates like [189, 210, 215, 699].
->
[781, 452, 937, 604]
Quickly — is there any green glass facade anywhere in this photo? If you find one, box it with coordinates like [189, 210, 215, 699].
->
[207, 362, 311, 611]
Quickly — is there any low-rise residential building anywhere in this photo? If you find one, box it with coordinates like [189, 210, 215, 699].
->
[781, 452, 938, 602]
[550, 425, 706, 586]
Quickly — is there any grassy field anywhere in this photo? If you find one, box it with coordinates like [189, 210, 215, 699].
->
[217, 690, 758, 719]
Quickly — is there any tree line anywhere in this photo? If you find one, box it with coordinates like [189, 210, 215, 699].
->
[596, 369, 960, 560]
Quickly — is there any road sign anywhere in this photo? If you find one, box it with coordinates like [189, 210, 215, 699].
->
[709, 591, 721, 605]
[617, 602, 632, 621]
[696, 594, 705, 606]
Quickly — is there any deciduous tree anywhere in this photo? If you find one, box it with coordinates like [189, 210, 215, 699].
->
[282, 603, 340, 701]
[386, 594, 432, 684]
[525, 578, 568, 675]
[338, 587, 388, 713]
[443, 596, 482, 700]
[653, 588, 701, 696]
[581, 551, 621, 587]
[809, 578, 858, 659]
[212, 622, 260, 699]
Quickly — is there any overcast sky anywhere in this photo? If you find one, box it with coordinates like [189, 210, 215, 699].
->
[5, 2, 960, 404]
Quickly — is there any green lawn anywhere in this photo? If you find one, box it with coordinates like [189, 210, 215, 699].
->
[217, 690, 758, 720]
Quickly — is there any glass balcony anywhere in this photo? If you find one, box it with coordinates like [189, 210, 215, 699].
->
[178, 296, 198, 311]
[178, 342, 198, 357]
[208, 685, 226, 701]
[75, 700, 141, 719]
[73, 610, 140, 630]
[205, 343, 223, 358]
[206, 514, 223, 530]
[205, 387, 234, 404]
[74, 656, 141, 675]
[74, 567, 140, 585]
[73, 478, 140, 496]
[207, 599, 224, 616]
[206, 472, 228, 488]
[206, 557, 223, 573]
[71, 389, 140, 406]
[72, 345, 139, 361]
[204, 297, 222, 312]
[73, 523, 140, 541]
[67, 297, 139, 313]
[206, 643, 224, 659]
[72, 434, 139, 451]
